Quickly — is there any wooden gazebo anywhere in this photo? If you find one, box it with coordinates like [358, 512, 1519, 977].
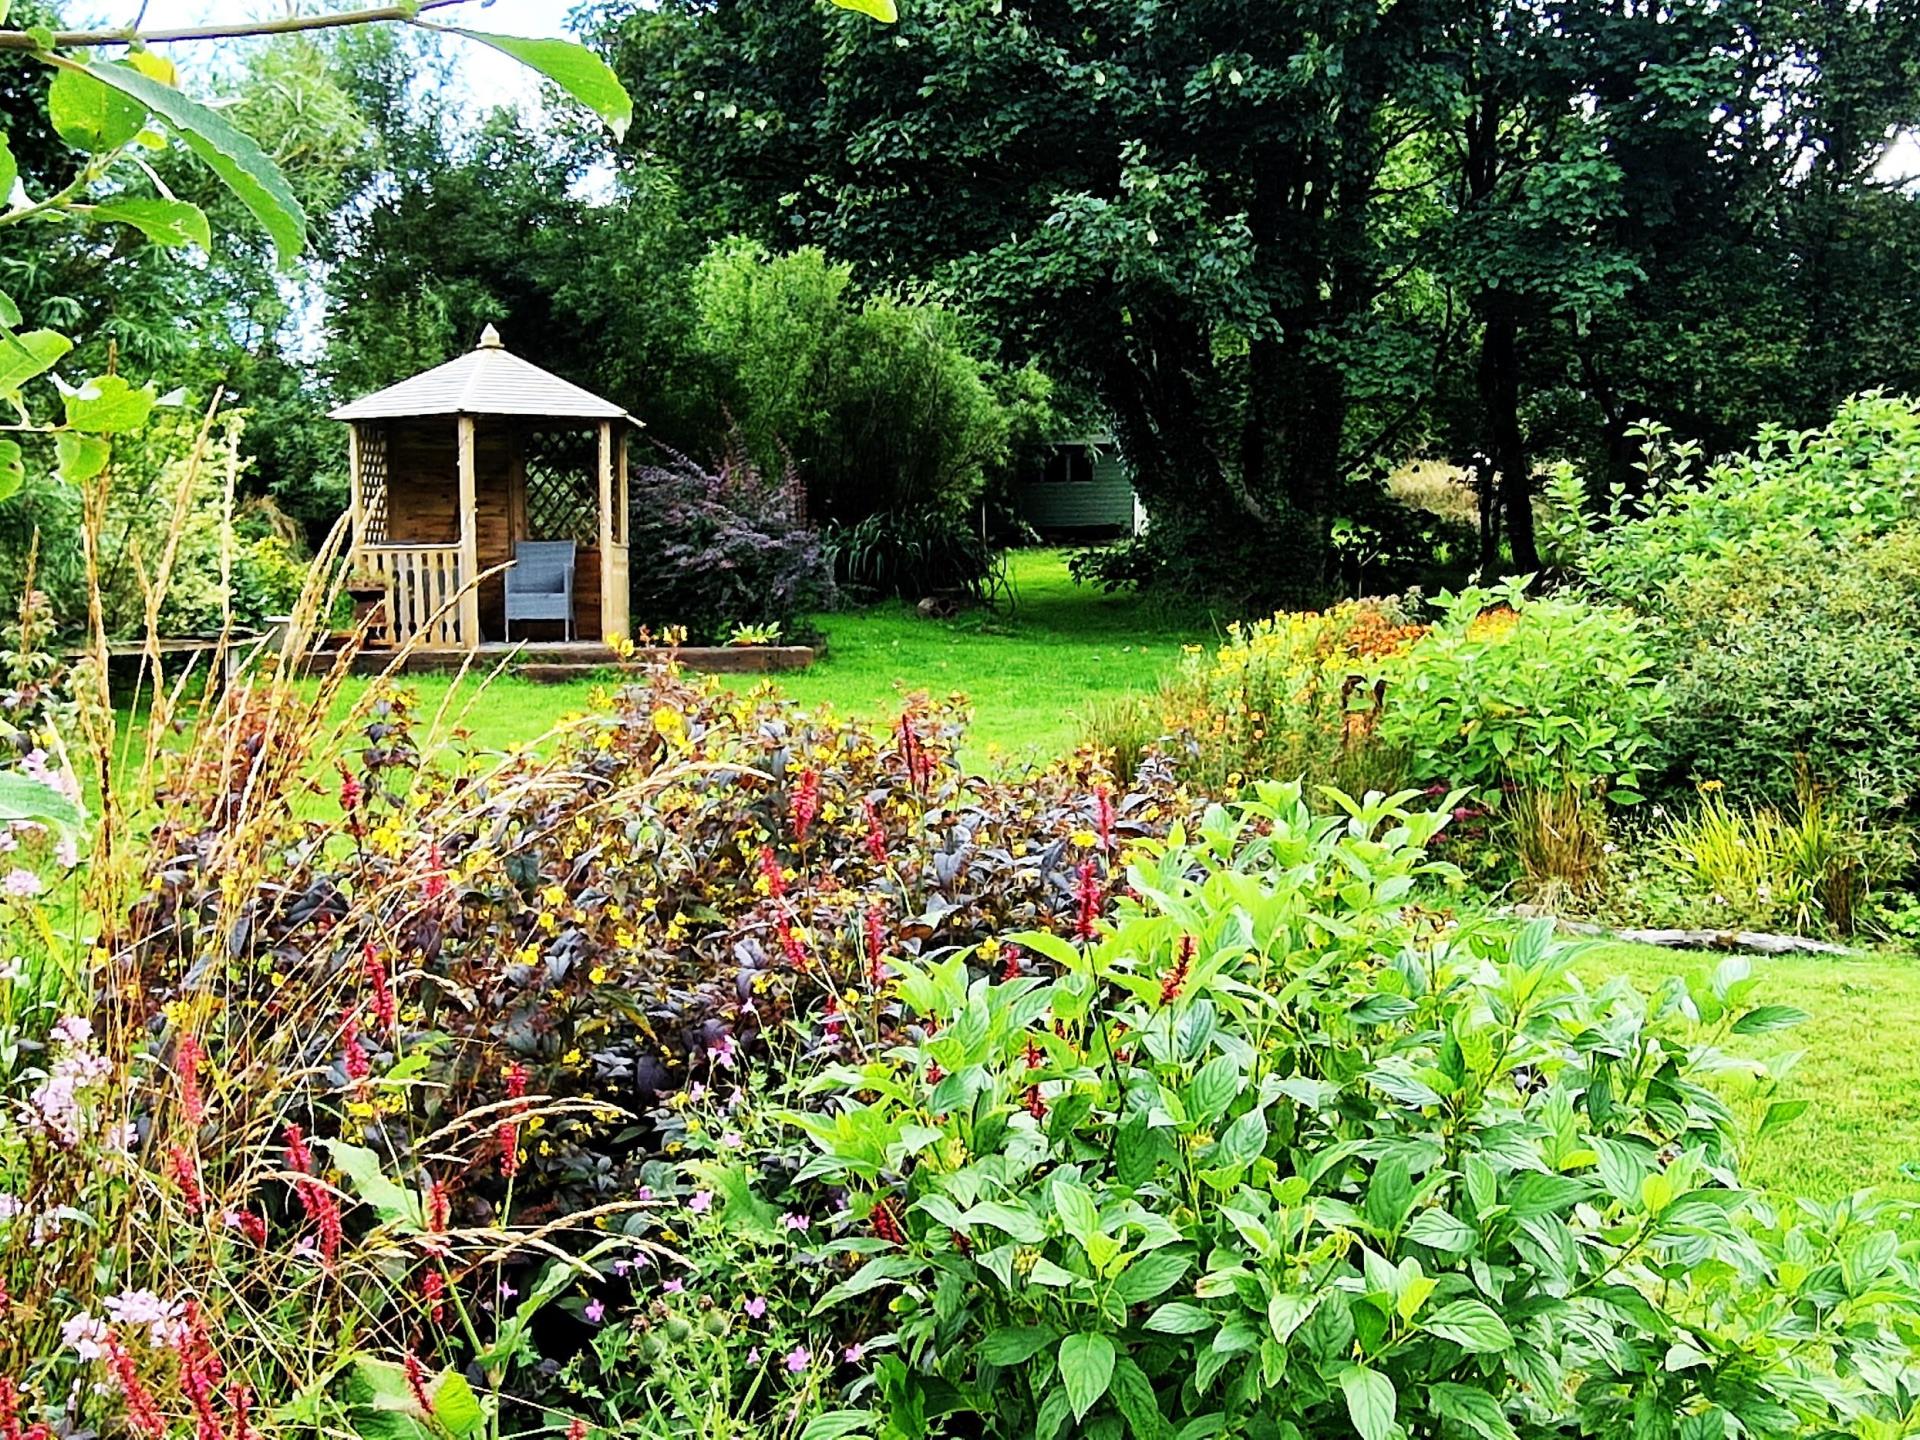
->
[330, 326, 632, 651]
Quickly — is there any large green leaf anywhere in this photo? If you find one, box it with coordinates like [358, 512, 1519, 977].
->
[1338, 1364, 1396, 1440]
[63, 374, 156, 433]
[1428, 1382, 1518, 1440]
[0, 329, 72, 399]
[441, 31, 632, 141]
[87, 197, 211, 250]
[74, 60, 305, 262]
[0, 439, 21, 501]
[1056, 1333, 1115, 1422]
[1422, 1298, 1513, 1353]
[831, 0, 898, 19]
[0, 772, 84, 835]
[54, 432, 109, 484]
[0, 133, 17, 208]
[322, 1139, 422, 1229]
[48, 62, 146, 152]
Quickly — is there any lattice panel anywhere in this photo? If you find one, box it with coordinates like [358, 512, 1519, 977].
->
[523, 428, 599, 546]
[357, 424, 389, 543]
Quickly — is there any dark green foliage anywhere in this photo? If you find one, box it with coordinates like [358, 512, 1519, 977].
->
[1657, 529, 1920, 815]
[595, 0, 1920, 597]
[825, 508, 1003, 604]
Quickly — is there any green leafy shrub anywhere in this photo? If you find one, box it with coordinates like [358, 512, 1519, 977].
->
[1548, 392, 1920, 612]
[692, 237, 1052, 528]
[1377, 582, 1666, 804]
[827, 507, 1006, 605]
[766, 785, 1915, 1440]
[1653, 527, 1920, 815]
[1605, 786, 1882, 938]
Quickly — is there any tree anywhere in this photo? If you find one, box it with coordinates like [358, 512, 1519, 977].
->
[599, 0, 1451, 603]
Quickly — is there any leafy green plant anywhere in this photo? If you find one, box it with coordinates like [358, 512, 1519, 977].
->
[1651, 526, 1920, 816]
[1622, 786, 1870, 938]
[780, 784, 1917, 1440]
[1553, 395, 1920, 612]
[1376, 580, 1666, 805]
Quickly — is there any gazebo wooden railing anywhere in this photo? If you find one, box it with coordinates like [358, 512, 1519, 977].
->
[358, 542, 466, 649]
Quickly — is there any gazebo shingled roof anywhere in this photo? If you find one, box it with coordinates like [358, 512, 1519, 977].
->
[328, 325, 631, 422]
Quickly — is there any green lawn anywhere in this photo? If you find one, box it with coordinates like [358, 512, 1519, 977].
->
[1578, 940, 1920, 1211]
[304, 549, 1212, 763]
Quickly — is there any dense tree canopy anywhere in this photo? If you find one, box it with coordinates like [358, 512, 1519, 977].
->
[594, 0, 1920, 599]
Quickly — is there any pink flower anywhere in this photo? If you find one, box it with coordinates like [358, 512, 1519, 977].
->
[743, 1296, 768, 1319]
[584, 1300, 605, 1324]
[61, 1312, 109, 1360]
[781, 1212, 811, 1233]
[688, 1190, 713, 1214]
[721, 1131, 744, 1150]
[746, 1347, 762, 1367]
[663, 1278, 685, 1294]
[4, 869, 42, 899]
[843, 1342, 865, 1364]
[784, 1347, 810, 1373]
[50, 1015, 91, 1046]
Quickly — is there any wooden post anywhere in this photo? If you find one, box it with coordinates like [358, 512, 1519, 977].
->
[456, 415, 480, 649]
[347, 423, 363, 568]
[597, 420, 627, 643]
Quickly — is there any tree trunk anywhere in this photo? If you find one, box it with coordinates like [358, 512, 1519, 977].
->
[1477, 297, 1537, 570]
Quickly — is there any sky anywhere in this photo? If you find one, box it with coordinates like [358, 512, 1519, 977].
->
[75, 0, 583, 118]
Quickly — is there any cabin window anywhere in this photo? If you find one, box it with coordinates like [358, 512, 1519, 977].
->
[1045, 447, 1094, 484]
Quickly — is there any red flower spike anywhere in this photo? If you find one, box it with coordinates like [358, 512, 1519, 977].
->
[1160, 935, 1195, 1006]
[364, 944, 396, 1034]
[789, 769, 821, 843]
[228, 1386, 256, 1440]
[1073, 859, 1102, 942]
[1023, 1039, 1044, 1070]
[497, 1121, 520, 1179]
[1024, 1084, 1047, 1121]
[421, 1270, 447, 1325]
[862, 799, 889, 866]
[341, 1010, 371, 1084]
[106, 1335, 165, 1440]
[422, 842, 449, 903]
[870, 1197, 905, 1246]
[425, 1180, 451, 1234]
[567, 1421, 588, 1440]
[1095, 786, 1114, 851]
[757, 846, 786, 900]
[235, 1210, 267, 1249]
[284, 1123, 314, 1175]
[1000, 944, 1023, 982]
[404, 1353, 435, 1416]
[177, 1031, 205, 1126]
[169, 1145, 204, 1213]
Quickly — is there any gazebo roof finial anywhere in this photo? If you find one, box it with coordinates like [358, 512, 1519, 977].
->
[478, 323, 503, 350]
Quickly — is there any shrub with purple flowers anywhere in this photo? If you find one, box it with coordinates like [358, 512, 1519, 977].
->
[626, 438, 835, 645]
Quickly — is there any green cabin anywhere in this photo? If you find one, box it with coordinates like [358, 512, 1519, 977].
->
[1015, 435, 1142, 539]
